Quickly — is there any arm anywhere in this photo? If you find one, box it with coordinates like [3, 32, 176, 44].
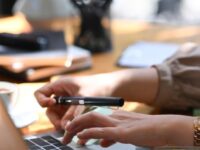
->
[34, 43, 200, 129]
[109, 43, 200, 109]
[111, 43, 200, 109]
[34, 68, 159, 129]
[153, 43, 200, 109]
[108, 68, 159, 105]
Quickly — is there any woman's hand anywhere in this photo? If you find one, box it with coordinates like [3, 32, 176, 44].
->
[34, 74, 115, 129]
[64, 110, 194, 147]
[34, 68, 159, 131]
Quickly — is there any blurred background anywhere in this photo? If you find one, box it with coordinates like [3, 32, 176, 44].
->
[1, 0, 200, 82]
[0, 0, 199, 130]
[0, 0, 198, 25]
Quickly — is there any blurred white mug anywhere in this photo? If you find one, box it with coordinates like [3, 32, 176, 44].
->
[0, 81, 18, 113]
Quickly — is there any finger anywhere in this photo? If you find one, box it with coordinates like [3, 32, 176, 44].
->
[46, 108, 62, 130]
[35, 81, 73, 107]
[62, 120, 88, 145]
[61, 106, 77, 128]
[66, 112, 115, 133]
[62, 131, 89, 145]
[63, 113, 115, 145]
[62, 130, 74, 145]
[34, 84, 56, 107]
[73, 105, 85, 116]
[100, 139, 116, 147]
[77, 127, 119, 141]
[61, 106, 83, 144]
[63, 131, 97, 146]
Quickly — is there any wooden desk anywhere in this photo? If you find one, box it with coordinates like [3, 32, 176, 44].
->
[1, 15, 200, 78]
[1, 14, 200, 135]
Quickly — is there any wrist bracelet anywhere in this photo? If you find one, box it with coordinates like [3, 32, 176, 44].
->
[193, 117, 200, 146]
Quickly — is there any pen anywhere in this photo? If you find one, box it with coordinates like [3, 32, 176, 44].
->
[54, 96, 124, 107]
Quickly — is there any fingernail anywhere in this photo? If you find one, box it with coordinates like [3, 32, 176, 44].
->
[61, 120, 67, 129]
[77, 129, 86, 137]
[65, 121, 71, 131]
[62, 133, 67, 144]
[62, 130, 72, 144]
[51, 98, 56, 104]
[48, 98, 56, 105]
[61, 120, 71, 131]
[77, 140, 86, 145]
[77, 132, 83, 137]
[62, 139, 67, 145]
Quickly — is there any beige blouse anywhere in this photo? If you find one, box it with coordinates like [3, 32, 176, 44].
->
[153, 43, 200, 109]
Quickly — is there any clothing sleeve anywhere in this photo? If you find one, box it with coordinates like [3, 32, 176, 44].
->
[153, 43, 200, 109]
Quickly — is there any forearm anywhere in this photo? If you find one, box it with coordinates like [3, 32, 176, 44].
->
[109, 68, 159, 105]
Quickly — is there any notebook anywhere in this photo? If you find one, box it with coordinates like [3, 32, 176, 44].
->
[0, 97, 144, 150]
[117, 41, 179, 68]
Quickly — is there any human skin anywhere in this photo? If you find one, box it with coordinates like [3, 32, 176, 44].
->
[34, 68, 194, 147]
[63, 110, 194, 147]
[34, 68, 158, 129]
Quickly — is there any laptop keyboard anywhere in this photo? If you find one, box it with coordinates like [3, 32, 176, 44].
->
[25, 135, 74, 150]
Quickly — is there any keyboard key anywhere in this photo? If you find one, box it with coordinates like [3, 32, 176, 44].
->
[53, 142, 65, 147]
[25, 135, 74, 150]
[41, 136, 62, 144]
[28, 145, 43, 150]
[41, 136, 60, 143]
[43, 145, 57, 150]
[31, 138, 49, 146]
[25, 140, 35, 147]
[59, 146, 74, 150]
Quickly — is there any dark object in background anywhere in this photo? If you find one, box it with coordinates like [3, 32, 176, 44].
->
[156, 0, 182, 20]
[0, 33, 48, 51]
[32, 30, 67, 50]
[0, 0, 17, 16]
[71, 0, 112, 53]
[0, 30, 67, 55]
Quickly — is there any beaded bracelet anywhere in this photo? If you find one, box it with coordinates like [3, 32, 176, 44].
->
[193, 117, 200, 146]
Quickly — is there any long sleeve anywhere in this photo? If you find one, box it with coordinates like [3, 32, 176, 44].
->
[153, 43, 200, 109]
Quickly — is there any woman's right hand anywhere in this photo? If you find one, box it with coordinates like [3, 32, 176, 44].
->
[34, 68, 159, 130]
[34, 73, 115, 130]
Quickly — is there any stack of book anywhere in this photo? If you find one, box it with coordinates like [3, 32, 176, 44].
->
[0, 30, 92, 82]
[0, 45, 92, 81]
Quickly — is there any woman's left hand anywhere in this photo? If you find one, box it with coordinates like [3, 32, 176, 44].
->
[63, 110, 194, 147]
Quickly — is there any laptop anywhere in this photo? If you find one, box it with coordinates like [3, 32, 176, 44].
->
[0, 98, 147, 150]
